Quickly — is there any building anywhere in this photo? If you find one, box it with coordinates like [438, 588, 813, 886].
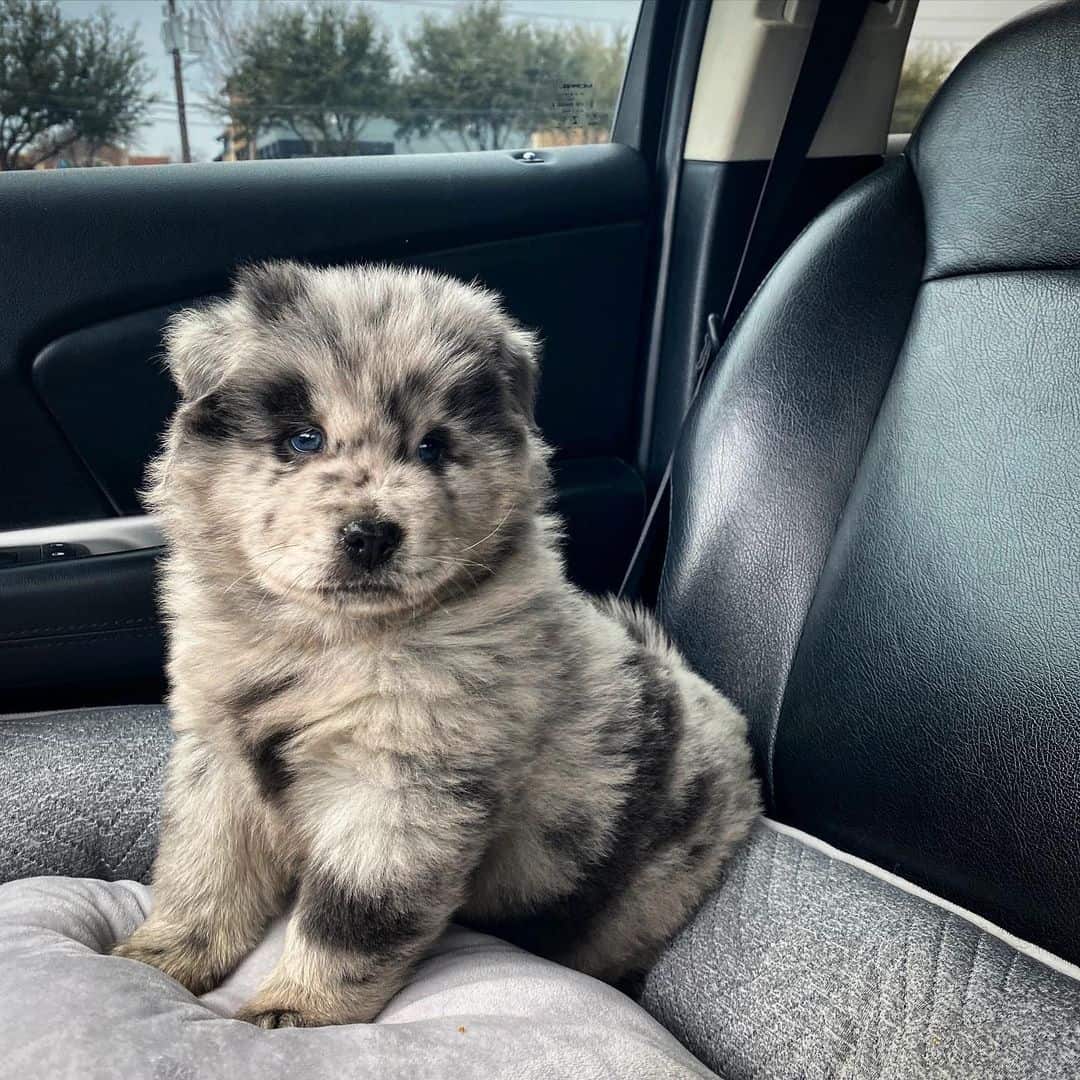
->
[215, 113, 504, 161]
[34, 142, 171, 169]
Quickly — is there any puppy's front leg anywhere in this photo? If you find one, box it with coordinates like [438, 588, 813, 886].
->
[112, 732, 289, 993]
[236, 771, 489, 1028]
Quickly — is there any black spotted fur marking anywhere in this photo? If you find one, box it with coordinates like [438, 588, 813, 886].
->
[187, 369, 317, 460]
[542, 808, 595, 864]
[498, 335, 539, 415]
[236, 262, 308, 324]
[687, 840, 712, 867]
[300, 871, 430, 958]
[383, 369, 435, 456]
[225, 672, 302, 799]
[465, 648, 686, 958]
[250, 729, 296, 800]
[258, 373, 313, 426]
[228, 672, 300, 716]
[185, 389, 244, 441]
[662, 769, 715, 847]
[445, 766, 500, 817]
[444, 365, 524, 449]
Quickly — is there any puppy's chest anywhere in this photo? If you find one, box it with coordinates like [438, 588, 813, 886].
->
[233, 639, 512, 782]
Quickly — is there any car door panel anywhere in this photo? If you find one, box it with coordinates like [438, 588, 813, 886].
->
[32, 219, 647, 519]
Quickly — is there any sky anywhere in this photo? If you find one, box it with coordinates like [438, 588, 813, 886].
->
[56, 0, 1045, 161]
[908, 0, 1039, 44]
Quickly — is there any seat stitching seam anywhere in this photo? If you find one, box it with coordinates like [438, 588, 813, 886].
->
[0, 628, 160, 648]
[0, 616, 157, 639]
[764, 152, 929, 809]
[923, 264, 1080, 285]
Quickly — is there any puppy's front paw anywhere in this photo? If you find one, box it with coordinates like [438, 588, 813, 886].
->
[236, 983, 380, 1028]
[111, 921, 222, 995]
[235, 1006, 309, 1029]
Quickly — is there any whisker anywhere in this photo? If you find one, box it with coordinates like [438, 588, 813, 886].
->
[277, 561, 316, 607]
[222, 540, 308, 595]
[424, 554, 495, 575]
[458, 504, 516, 553]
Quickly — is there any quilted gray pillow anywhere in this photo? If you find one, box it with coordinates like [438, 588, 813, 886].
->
[0, 874, 716, 1080]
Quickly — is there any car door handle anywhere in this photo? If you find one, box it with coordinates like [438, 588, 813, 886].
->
[0, 515, 163, 568]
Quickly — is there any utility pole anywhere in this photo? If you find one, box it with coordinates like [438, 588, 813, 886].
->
[165, 0, 191, 163]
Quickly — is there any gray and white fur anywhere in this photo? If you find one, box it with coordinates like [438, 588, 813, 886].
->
[113, 261, 760, 1028]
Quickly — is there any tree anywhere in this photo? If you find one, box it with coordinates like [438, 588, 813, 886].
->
[396, 1, 629, 153]
[0, 0, 153, 170]
[189, 0, 265, 160]
[891, 42, 958, 134]
[190, 0, 262, 97]
[222, 1, 395, 157]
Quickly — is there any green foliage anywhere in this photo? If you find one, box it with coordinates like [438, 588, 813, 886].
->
[0, 0, 153, 170]
[225, 1, 396, 154]
[891, 42, 958, 134]
[395, 1, 628, 151]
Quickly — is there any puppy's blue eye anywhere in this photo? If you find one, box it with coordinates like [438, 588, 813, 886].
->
[417, 432, 446, 466]
[288, 428, 324, 454]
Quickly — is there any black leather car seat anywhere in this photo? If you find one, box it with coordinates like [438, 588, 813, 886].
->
[643, 0, 1080, 1072]
[663, 0, 1080, 967]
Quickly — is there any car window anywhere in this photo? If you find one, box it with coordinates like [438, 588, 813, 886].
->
[890, 0, 1046, 134]
[1, 0, 641, 171]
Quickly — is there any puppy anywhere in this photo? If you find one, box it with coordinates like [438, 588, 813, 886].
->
[113, 261, 759, 1028]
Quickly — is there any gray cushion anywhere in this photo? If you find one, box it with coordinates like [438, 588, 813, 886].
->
[642, 820, 1080, 1079]
[0, 706, 171, 883]
[0, 873, 716, 1080]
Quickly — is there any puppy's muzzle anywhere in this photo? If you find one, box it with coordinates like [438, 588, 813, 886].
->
[341, 519, 403, 571]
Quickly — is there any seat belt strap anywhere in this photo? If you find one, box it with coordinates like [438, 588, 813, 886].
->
[618, 0, 873, 599]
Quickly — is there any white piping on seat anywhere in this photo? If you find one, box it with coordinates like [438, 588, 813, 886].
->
[762, 816, 1080, 984]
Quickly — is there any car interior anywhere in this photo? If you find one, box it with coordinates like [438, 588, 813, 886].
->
[2, 0, 1079, 1076]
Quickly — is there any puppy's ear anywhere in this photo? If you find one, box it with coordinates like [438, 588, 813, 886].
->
[233, 260, 309, 324]
[162, 303, 232, 401]
[499, 324, 542, 420]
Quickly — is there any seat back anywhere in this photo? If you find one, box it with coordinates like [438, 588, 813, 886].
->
[659, 0, 1080, 965]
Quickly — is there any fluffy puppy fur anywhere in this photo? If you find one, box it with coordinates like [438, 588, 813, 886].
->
[113, 261, 759, 1028]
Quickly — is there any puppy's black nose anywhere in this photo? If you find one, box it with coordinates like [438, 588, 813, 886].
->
[341, 519, 403, 571]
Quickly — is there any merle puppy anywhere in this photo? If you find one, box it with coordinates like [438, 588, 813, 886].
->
[112, 261, 759, 1028]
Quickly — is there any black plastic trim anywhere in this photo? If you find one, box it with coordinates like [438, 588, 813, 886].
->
[32, 220, 649, 519]
[0, 547, 166, 712]
[628, 0, 712, 484]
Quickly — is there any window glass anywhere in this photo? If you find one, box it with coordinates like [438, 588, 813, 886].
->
[1, 0, 641, 171]
[890, 0, 1045, 134]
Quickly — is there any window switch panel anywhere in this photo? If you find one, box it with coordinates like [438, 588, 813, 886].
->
[0, 542, 91, 568]
[42, 543, 91, 561]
